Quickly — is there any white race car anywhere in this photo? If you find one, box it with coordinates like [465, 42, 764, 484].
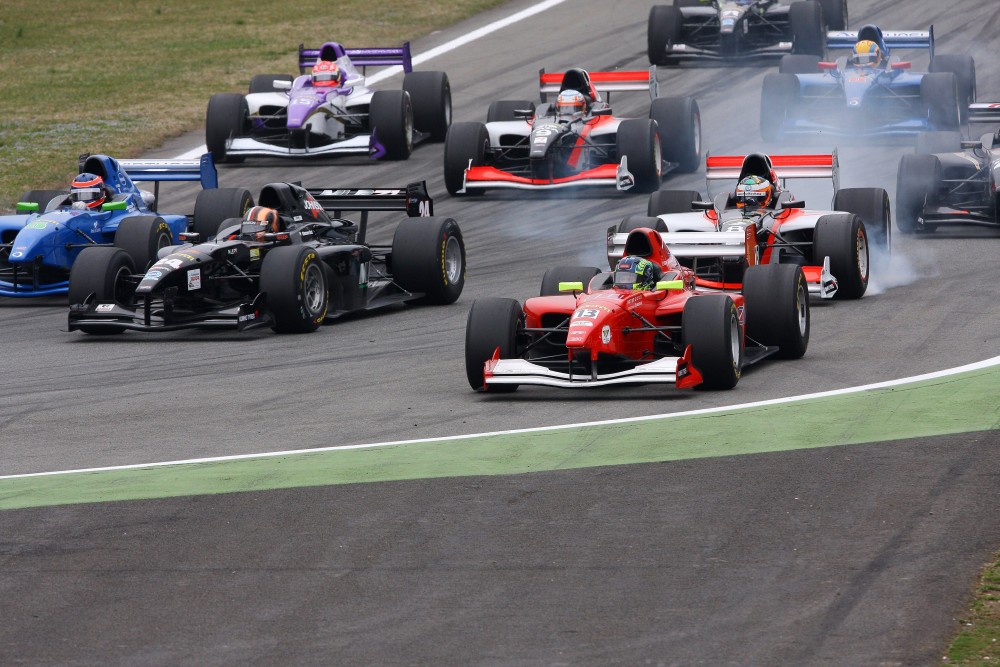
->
[206, 42, 451, 162]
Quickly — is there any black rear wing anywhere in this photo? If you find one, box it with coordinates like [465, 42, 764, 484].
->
[307, 181, 433, 242]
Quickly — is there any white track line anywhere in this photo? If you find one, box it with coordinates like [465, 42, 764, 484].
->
[3, 355, 998, 481]
[174, 0, 571, 160]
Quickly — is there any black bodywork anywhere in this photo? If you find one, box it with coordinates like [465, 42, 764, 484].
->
[68, 182, 450, 332]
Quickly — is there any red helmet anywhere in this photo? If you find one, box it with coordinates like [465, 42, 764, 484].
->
[311, 60, 344, 88]
[70, 173, 106, 209]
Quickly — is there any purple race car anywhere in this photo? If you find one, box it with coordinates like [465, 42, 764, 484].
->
[206, 42, 451, 162]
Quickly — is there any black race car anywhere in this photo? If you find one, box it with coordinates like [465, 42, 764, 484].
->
[647, 0, 847, 65]
[67, 181, 465, 334]
[896, 105, 1000, 233]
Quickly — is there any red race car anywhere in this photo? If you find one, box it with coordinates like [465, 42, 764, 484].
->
[465, 226, 809, 392]
[624, 152, 891, 300]
[444, 67, 700, 195]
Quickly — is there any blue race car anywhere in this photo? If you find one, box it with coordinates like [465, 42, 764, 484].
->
[0, 153, 235, 298]
[760, 24, 976, 141]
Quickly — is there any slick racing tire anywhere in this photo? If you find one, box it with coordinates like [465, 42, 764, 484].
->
[19, 189, 68, 212]
[818, 0, 847, 30]
[895, 154, 940, 234]
[647, 189, 702, 216]
[618, 215, 667, 234]
[650, 96, 700, 174]
[260, 245, 329, 334]
[193, 188, 254, 240]
[391, 216, 465, 305]
[539, 266, 601, 297]
[206, 93, 249, 164]
[779, 55, 821, 74]
[812, 214, 869, 299]
[760, 73, 798, 142]
[833, 187, 891, 253]
[403, 71, 452, 141]
[647, 5, 682, 66]
[486, 100, 536, 123]
[114, 216, 174, 271]
[444, 122, 490, 196]
[921, 72, 961, 130]
[682, 295, 743, 390]
[789, 1, 824, 56]
[915, 131, 962, 155]
[370, 89, 414, 160]
[248, 73, 293, 94]
[742, 264, 809, 360]
[68, 247, 136, 335]
[465, 297, 524, 392]
[673, 0, 700, 6]
[617, 119, 662, 194]
[930, 54, 976, 120]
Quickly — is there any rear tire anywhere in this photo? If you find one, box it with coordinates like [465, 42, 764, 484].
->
[895, 154, 940, 234]
[649, 96, 700, 173]
[742, 264, 809, 359]
[648, 189, 702, 216]
[205, 93, 248, 164]
[465, 297, 523, 392]
[370, 90, 413, 160]
[249, 74, 292, 94]
[391, 217, 465, 304]
[930, 54, 976, 119]
[19, 189, 68, 211]
[68, 247, 135, 334]
[647, 5, 682, 66]
[539, 266, 601, 297]
[761, 73, 798, 142]
[813, 214, 869, 299]
[114, 216, 174, 271]
[921, 72, 960, 130]
[617, 119, 662, 193]
[487, 100, 535, 123]
[789, 1, 824, 56]
[193, 188, 254, 239]
[618, 215, 667, 234]
[818, 0, 847, 30]
[259, 246, 329, 333]
[682, 295, 742, 390]
[779, 55, 821, 74]
[444, 122, 490, 196]
[403, 71, 452, 141]
[833, 187, 891, 252]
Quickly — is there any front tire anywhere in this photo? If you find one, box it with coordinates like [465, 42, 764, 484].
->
[370, 90, 413, 160]
[68, 247, 136, 334]
[260, 246, 329, 333]
[682, 295, 743, 390]
[649, 96, 700, 174]
[813, 214, 869, 299]
[647, 5, 682, 66]
[789, 1, 825, 56]
[205, 93, 249, 164]
[930, 54, 976, 120]
[403, 71, 452, 141]
[895, 154, 940, 234]
[444, 122, 490, 196]
[742, 264, 809, 359]
[617, 118, 662, 193]
[921, 72, 960, 130]
[818, 0, 847, 30]
[465, 297, 523, 392]
[391, 217, 465, 305]
[779, 55, 821, 74]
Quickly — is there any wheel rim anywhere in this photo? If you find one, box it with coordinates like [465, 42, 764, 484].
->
[652, 131, 662, 177]
[856, 229, 869, 279]
[112, 264, 132, 305]
[444, 235, 463, 284]
[728, 310, 741, 371]
[692, 111, 701, 157]
[795, 280, 808, 336]
[302, 263, 325, 315]
[404, 109, 414, 153]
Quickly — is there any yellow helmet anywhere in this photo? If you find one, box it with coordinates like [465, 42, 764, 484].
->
[852, 40, 883, 68]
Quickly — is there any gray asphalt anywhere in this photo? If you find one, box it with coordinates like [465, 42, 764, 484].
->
[1, 0, 1000, 664]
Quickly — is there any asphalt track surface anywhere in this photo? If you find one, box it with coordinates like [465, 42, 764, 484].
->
[1, 0, 1000, 664]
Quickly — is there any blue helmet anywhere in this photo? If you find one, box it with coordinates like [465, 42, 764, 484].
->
[614, 255, 662, 290]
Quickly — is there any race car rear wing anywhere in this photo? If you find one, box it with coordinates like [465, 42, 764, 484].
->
[607, 226, 752, 266]
[298, 42, 413, 74]
[308, 181, 432, 241]
[705, 152, 840, 192]
[968, 103, 1000, 124]
[827, 27, 934, 60]
[539, 68, 658, 102]
[115, 154, 219, 190]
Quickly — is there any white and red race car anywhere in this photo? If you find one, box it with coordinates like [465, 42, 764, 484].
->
[610, 152, 891, 300]
[444, 67, 700, 194]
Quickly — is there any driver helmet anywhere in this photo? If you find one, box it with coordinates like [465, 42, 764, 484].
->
[614, 255, 662, 291]
[556, 89, 586, 117]
[242, 206, 281, 238]
[70, 173, 107, 209]
[735, 174, 774, 210]
[852, 40, 884, 68]
[311, 60, 344, 88]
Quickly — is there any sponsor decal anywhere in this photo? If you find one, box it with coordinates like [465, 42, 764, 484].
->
[10, 251, 23, 259]
[187, 268, 201, 290]
[571, 320, 594, 328]
[238, 310, 258, 323]
[144, 270, 163, 280]
[627, 295, 641, 308]
[95, 303, 115, 312]
[601, 325, 612, 345]
[228, 247, 239, 255]
[26, 221, 48, 229]
[533, 137, 547, 144]
[737, 305, 745, 325]
[153, 258, 183, 270]
[303, 196, 323, 218]
[176, 253, 200, 262]
[574, 308, 601, 319]
[250, 248, 260, 260]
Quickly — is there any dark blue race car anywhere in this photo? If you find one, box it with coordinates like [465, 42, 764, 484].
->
[1, 154, 226, 297]
[760, 24, 976, 141]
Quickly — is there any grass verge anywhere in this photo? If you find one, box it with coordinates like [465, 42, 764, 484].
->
[947, 552, 1000, 665]
[0, 0, 505, 211]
